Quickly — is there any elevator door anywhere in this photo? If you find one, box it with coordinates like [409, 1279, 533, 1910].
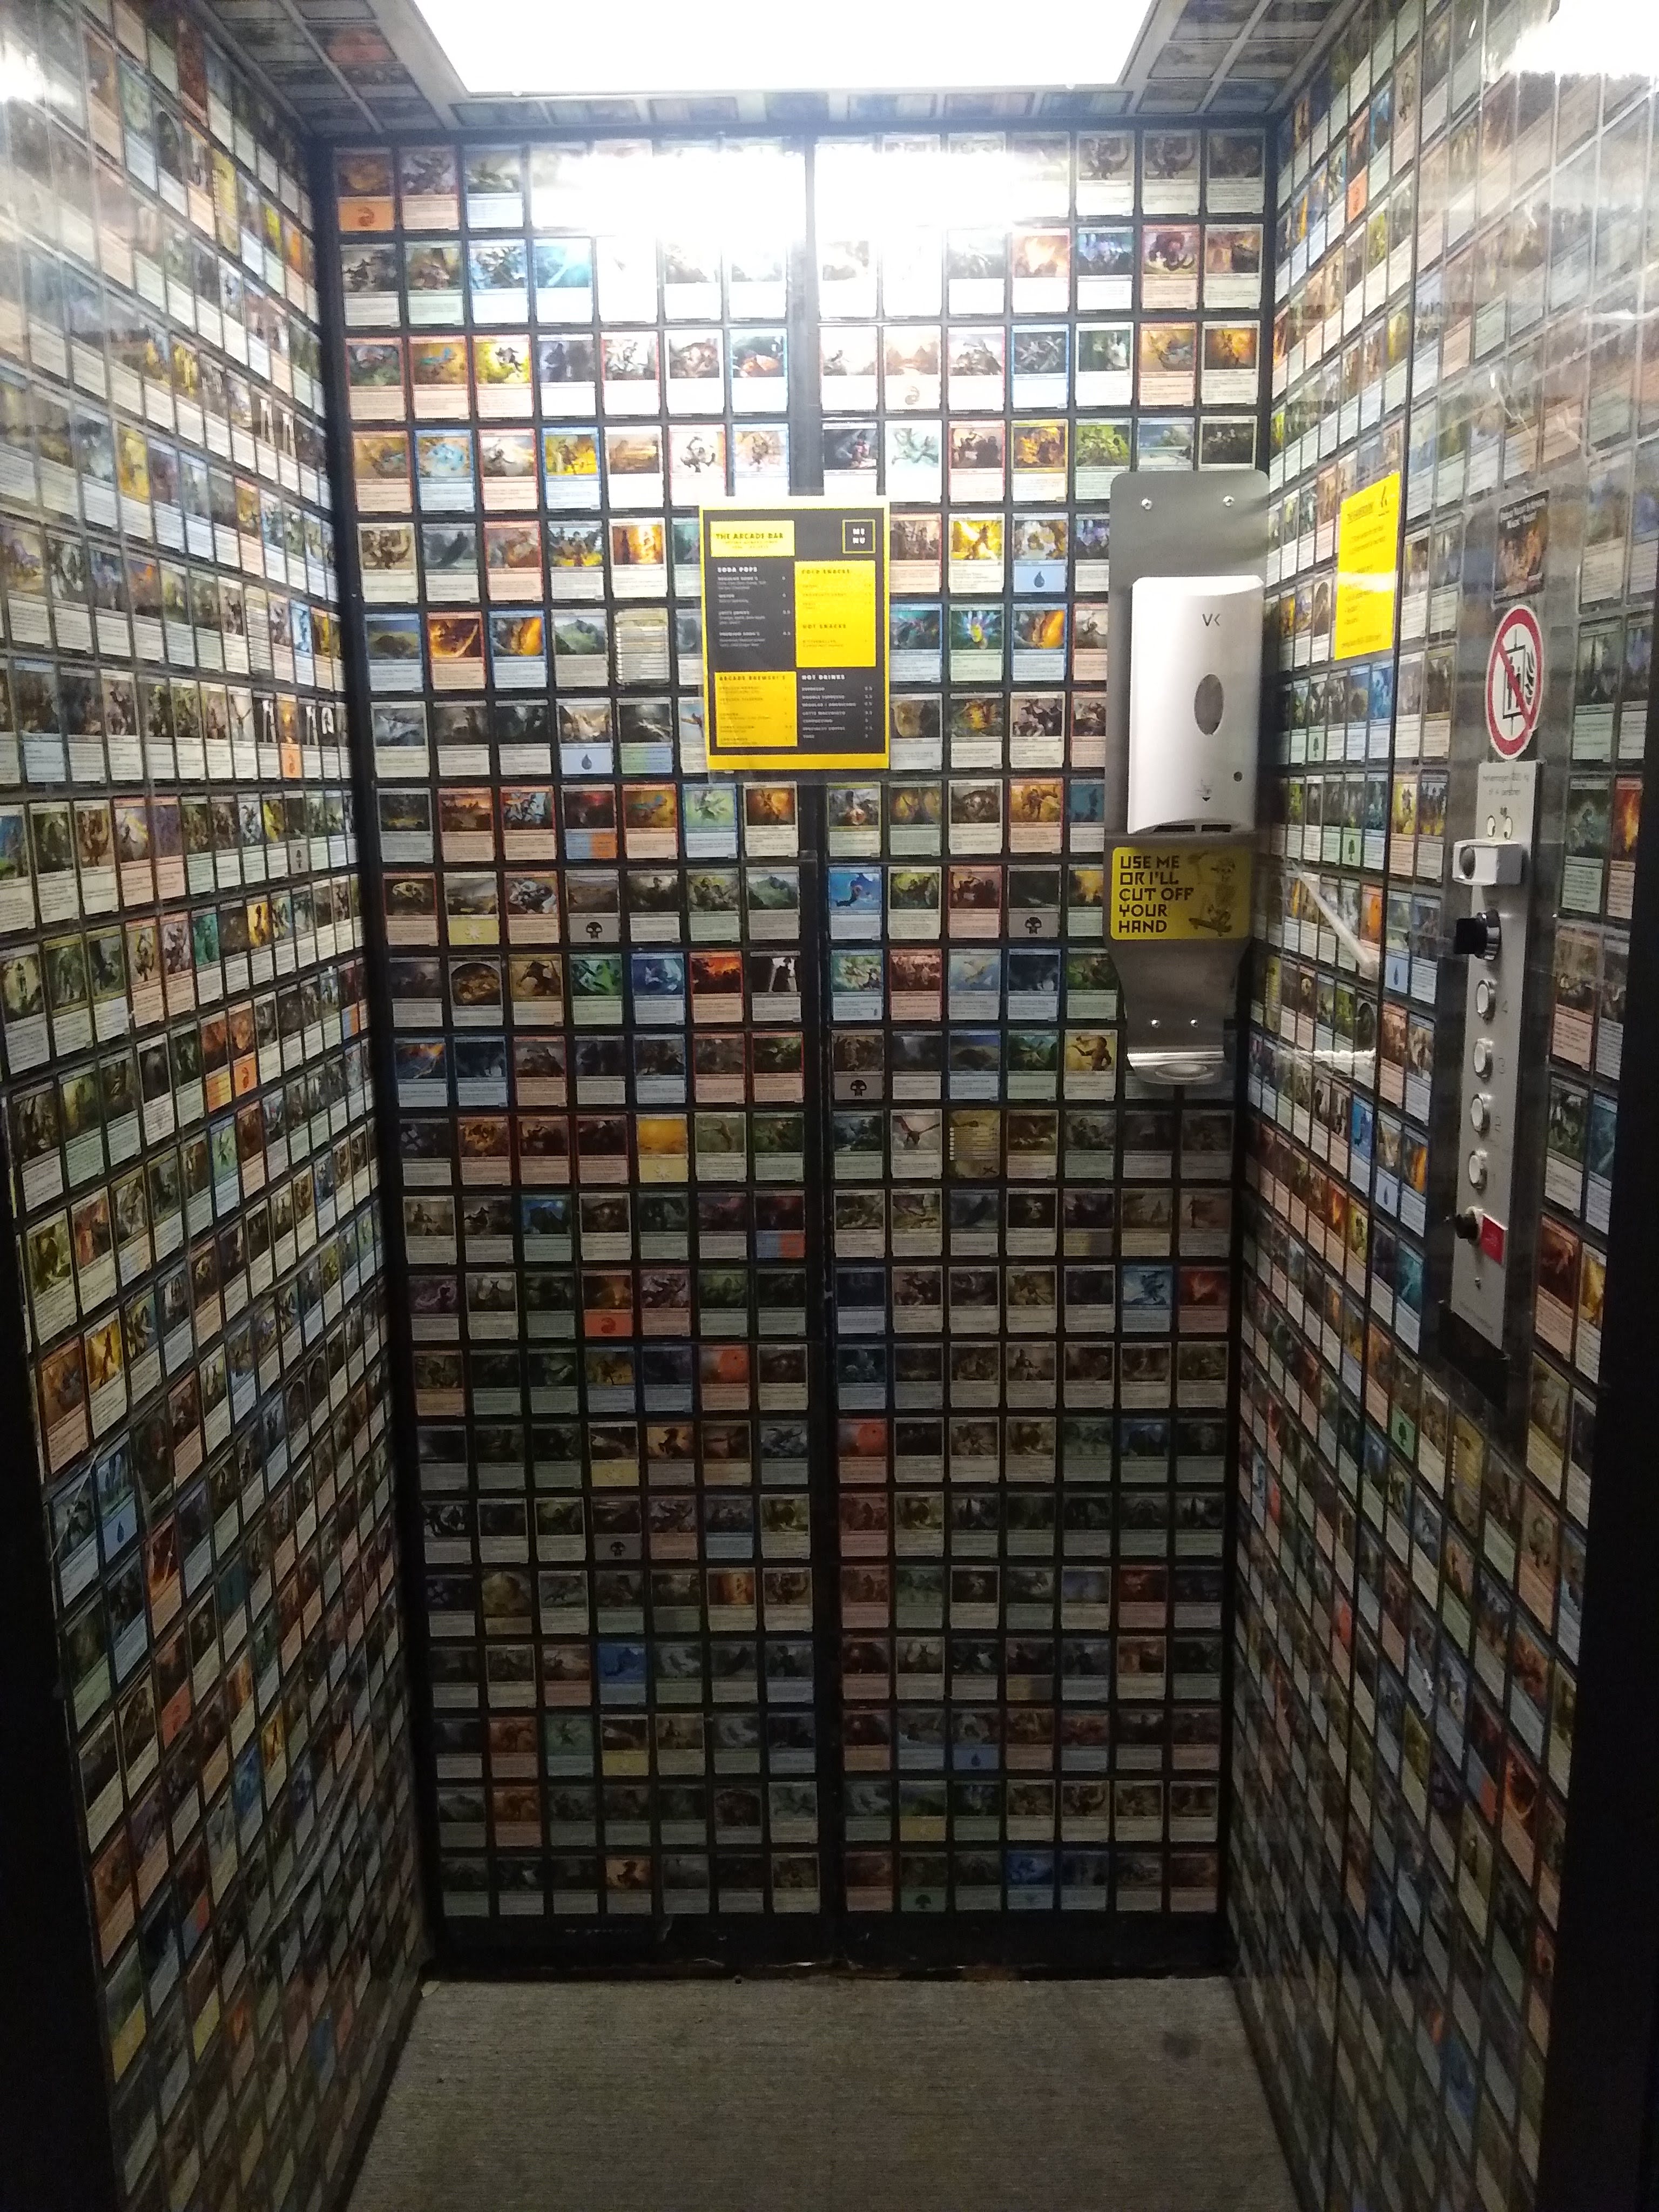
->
[332, 124, 1258, 1951]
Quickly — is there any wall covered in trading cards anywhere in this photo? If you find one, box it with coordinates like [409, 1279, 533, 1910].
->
[328, 123, 1270, 1946]
[1231, 0, 1655, 2206]
[3, 0, 1659, 2205]
[0, 3, 423, 2210]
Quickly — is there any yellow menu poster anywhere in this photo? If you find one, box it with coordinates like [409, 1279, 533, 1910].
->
[702, 502, 888, 770]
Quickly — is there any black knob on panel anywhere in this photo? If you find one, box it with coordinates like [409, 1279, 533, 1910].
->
[1452, 911, 1502, 961]
[1454, 1209, 1482, 1244]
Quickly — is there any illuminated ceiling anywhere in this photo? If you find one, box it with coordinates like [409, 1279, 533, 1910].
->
[203, 0, 1341, 137]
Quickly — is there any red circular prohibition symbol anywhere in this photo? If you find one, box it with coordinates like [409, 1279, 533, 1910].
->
[1486, 605, 1544, 758]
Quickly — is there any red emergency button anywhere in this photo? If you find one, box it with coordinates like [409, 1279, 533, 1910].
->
[1479, 1215, 1507, 1264]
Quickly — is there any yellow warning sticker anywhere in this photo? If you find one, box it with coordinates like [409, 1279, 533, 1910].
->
[1333, 471, 1401, 660]
[1110, 845, 1252, 941]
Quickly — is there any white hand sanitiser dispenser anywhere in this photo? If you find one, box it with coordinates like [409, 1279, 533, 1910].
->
[1104, 474, 1269, 1086]
[1126, 573, 1264, 837]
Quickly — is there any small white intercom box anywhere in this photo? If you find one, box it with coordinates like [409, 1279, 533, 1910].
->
[1127, 573, 1264, 837]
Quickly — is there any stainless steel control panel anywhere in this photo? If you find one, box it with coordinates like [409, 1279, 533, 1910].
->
[1449, 760, 1539, 1347]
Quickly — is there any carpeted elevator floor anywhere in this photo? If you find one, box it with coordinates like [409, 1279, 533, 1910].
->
[347, 1975, 1296, 2212]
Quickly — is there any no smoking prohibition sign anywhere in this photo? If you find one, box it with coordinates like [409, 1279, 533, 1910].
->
[1486, 605, 1544, 757]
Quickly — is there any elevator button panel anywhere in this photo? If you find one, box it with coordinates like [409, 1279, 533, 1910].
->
[1448, 761, 1539, 1349]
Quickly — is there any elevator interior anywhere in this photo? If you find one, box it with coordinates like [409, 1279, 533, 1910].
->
[0, 3, 1655, 2210]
